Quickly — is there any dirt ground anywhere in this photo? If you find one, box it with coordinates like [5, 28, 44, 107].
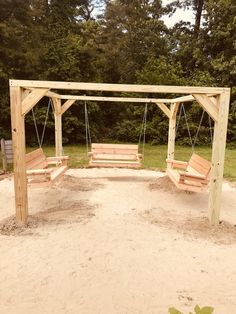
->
[0, 168, 236, 314]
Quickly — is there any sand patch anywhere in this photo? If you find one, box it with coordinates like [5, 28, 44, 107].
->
[56, 175, 104, 191]
[0, 172, 11, 181]
[141, 207, 236, 245]
[0, 168, 236, 314]
[149, 175, 187, 193]
[0, 200, 96, 236]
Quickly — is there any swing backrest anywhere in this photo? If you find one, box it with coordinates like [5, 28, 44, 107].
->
[26, 148, 48, 170]
[90, 143, 140, 161]
[187, 153, 211, 178]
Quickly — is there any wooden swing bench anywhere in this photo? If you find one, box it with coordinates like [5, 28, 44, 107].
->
[166, 153, 211, 193]
[88, 143, 142, 168]
[26, 148, 68, 187]
[1, 138, 13, 171]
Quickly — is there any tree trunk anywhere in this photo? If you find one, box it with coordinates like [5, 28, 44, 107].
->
[194, 0, 204, 36]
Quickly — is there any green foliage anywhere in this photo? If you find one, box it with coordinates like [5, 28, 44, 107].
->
[137, 56, 184, 85]
[0, 0, 235, 146]
[168, 305, 214, 314]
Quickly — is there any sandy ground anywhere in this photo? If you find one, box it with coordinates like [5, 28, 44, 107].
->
[0, 168, 236, 314]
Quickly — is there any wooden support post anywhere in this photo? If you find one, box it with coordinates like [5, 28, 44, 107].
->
[10, 86, 28, 224]
[208, 90, 230, 225]
[167, 103, 179, 165]
[52, 98, 63, 156]
[55, 113, 63, 156]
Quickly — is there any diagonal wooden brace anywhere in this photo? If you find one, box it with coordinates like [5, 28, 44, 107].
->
[61, 99, 76, 115]
[22, 88, 49, 115]
[193, 94, 219, 122]
[156, 102, 171, 118]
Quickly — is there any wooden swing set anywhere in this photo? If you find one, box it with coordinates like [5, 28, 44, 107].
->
[9, 80, 230, 226]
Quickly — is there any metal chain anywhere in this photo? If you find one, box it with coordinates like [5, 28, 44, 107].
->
[32, 98, 51, 147]
[176, 104, 213, 150]
[138, 103, 148, 158]
[40, 99, 51, 147]
[32, 107, 41, 147]
[208, 115, 213, 143]
[182, 104, 194, 151]
[84, 101, 92, 155]
[193, 109, 205, 148]
[176, 103, 183, 134]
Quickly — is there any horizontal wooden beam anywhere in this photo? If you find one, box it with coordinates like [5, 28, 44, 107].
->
[59, 94, 192, 104]
[59, 95, 172, 104]
[48, 92, 220, 105]
[47, 93, 174, 104]
[47, 92, 214, 105]
[193, 94, 219, 122]
[10, 80, 227, 94]
[46, 91, 182, 104]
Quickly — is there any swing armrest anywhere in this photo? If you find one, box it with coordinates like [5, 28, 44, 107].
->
[46, 156, 68, 166]
[166, 159, 188, 169]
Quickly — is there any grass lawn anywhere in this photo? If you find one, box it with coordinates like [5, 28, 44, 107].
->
[39, 144, 236, 181]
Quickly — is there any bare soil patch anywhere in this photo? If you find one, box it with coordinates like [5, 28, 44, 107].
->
[0, 171, 11, 181]
[149, 175, 187, 193]
[141, 207, 236, 245]
[57, 175, 104, 191]
[0, 200, 96, 236]
[0, 168, 236, 314]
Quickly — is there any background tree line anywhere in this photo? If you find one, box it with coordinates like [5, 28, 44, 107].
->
[0, 0, 235, 147]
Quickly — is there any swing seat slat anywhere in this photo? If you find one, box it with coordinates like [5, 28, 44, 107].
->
[89, 143, 142, 168]
[26, 148, 68, 187]
[166, 153, 211, 193]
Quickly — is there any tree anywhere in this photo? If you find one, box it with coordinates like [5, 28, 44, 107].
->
[99, 0, 168, 83]
[165, 0, 205, 37]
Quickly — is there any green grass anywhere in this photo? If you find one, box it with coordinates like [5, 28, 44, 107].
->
[2, 144, 236, 181]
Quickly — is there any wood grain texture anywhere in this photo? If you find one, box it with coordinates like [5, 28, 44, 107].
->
[10, 86, 28, 224]
[21, 88, 48, 115]
[89, 143, 142, 168]
[10, 80, 226, 94]
[167, 103, 180, 165]
[166, 153, 211, 193]
[208, 91, 230, 225]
